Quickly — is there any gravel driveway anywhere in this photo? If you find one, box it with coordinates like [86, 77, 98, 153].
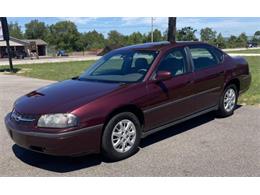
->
[0, 74, 259, 176]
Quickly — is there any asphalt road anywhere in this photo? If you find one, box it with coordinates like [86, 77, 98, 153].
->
[0, 74, 259, 176]
[0, 55, 100, 66]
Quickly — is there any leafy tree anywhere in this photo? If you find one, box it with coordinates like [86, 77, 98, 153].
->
[146, 29, 164, 42]
[81, 30, 105, 50]
[107, 30, 126, 46]
[177, 27, 197, 41]
[236, 33, 248, 48]
[251, 36, 260, 46]
[8, 22, 24, 39]
[48, 21, 81, 51]
[127, 32, 144, 45]
[254, 31, 260, 36]
[227, 35, 238, 48]
[25, 20, 49, 40]
[200, 27, 217, 44]
[227, 33, 247, 48]
[215, 33, 226, 48]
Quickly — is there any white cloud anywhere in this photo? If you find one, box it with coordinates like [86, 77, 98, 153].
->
[175, 18, 260, 36]
[58, 17, 97, 24]
[55, 17, 259, 36]
[121, 17, 167, 26]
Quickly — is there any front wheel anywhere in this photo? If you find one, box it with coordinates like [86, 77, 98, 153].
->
[217, 84, 238, 117]
[101, 112, 141, 161]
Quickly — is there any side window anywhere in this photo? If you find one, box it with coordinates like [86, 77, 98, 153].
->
[157, 48, 187, 76]
[189, 46, 219, 71]
[131, 52, 155, 69]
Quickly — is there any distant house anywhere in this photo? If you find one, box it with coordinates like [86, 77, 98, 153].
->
[0, 37, 47, 58]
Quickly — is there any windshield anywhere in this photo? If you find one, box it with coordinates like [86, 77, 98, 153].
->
[79, 50, 158, 83]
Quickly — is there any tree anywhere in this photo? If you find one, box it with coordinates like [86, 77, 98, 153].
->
[215, 33, 226, 48]
[167, 17, 177, 42]
[107, 30, 126, 46]
[254, 31, 260, 36]
[81, 30, 105, 50]
[236, 33, 248, 48]
[177, 27, 197, 41]
[146, 29, 164, 42]
[25, 20, 49, 40]
[227, 33, 248, 48]
[253, 31, 260, 45]
[8, 22, 23, 39]
[227, 35, 238, 48]
[200, 27, 217, 44]
[48, 21, 81, 51]
[127, 32, 144, 45]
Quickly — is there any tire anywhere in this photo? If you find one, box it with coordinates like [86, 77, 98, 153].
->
[217, 84, 238, 117]
[101, 112, 141, 161]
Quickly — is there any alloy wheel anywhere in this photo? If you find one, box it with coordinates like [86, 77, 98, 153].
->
[111, 119, 136, 153]
[224, 88, 236, 112]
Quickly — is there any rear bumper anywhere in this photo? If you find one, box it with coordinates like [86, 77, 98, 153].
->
[5, 113, 103, 156]
[239, 73, 251, 95]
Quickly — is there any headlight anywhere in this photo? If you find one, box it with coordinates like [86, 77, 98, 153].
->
[37, 113, 78, 128]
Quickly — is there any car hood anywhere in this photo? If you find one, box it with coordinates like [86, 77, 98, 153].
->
[14, 79, 123, 114]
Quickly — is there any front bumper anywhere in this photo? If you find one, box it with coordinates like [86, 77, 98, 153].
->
[5, 113, 103, 156]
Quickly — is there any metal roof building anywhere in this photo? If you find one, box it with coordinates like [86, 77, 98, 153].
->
[0, 37, 47, 58]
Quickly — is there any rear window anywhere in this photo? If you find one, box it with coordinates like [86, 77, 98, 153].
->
[210, 47, 224, 63]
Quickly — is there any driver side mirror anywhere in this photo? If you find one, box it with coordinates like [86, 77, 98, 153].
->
[155, 71, 172, 81]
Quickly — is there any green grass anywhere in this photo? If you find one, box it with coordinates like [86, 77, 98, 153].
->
[0, 57, 259, 105]
[227, 48, 260, 54]
[238, 56, 260, 105]
[0, 60, 95, 81]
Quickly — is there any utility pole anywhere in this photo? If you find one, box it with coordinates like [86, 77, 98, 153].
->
[151, 17, 155, 42]
[0, 17, 13, 72]
[167, 17, 177, 42]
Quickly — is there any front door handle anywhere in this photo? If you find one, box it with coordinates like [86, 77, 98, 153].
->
[186, 80, 194, 85]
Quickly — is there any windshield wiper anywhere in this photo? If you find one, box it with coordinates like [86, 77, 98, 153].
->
[77, 77, 127, 84]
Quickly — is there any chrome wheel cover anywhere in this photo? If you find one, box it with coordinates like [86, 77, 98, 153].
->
[111, 119, 136, 153]
[224, 88, 236, 112]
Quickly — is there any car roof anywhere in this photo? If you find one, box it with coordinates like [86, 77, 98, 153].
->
[115, 41, 207, 51]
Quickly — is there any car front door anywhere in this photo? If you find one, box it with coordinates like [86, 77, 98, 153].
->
[187, 44, 225, 112]
[144, 47, 194, 131]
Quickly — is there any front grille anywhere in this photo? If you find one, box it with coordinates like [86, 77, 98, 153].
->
[11, 109, 37, 124]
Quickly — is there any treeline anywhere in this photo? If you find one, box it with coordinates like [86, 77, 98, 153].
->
[8, 19, 260, 52]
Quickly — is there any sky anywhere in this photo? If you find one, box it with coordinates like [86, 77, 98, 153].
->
[7, 17, 260, 38]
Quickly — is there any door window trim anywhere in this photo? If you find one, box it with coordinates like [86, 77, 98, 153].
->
[187, 44, 222, 72]
[150, 46, 191, 80]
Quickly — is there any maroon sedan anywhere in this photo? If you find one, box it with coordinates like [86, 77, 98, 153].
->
[5, 42, 251, 161]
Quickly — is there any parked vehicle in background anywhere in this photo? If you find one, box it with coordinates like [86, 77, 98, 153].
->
[247, 42, 258, 48]
[57, 50, 69, 57]
[5, 41, 251, 161]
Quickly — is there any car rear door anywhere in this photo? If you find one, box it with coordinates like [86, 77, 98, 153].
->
[144, 47, 194, 130]
[187, 44, 225, 112]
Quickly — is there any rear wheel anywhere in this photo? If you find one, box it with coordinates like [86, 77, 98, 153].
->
[217, 84, 238, 117]
[101, 112, 141, 161]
